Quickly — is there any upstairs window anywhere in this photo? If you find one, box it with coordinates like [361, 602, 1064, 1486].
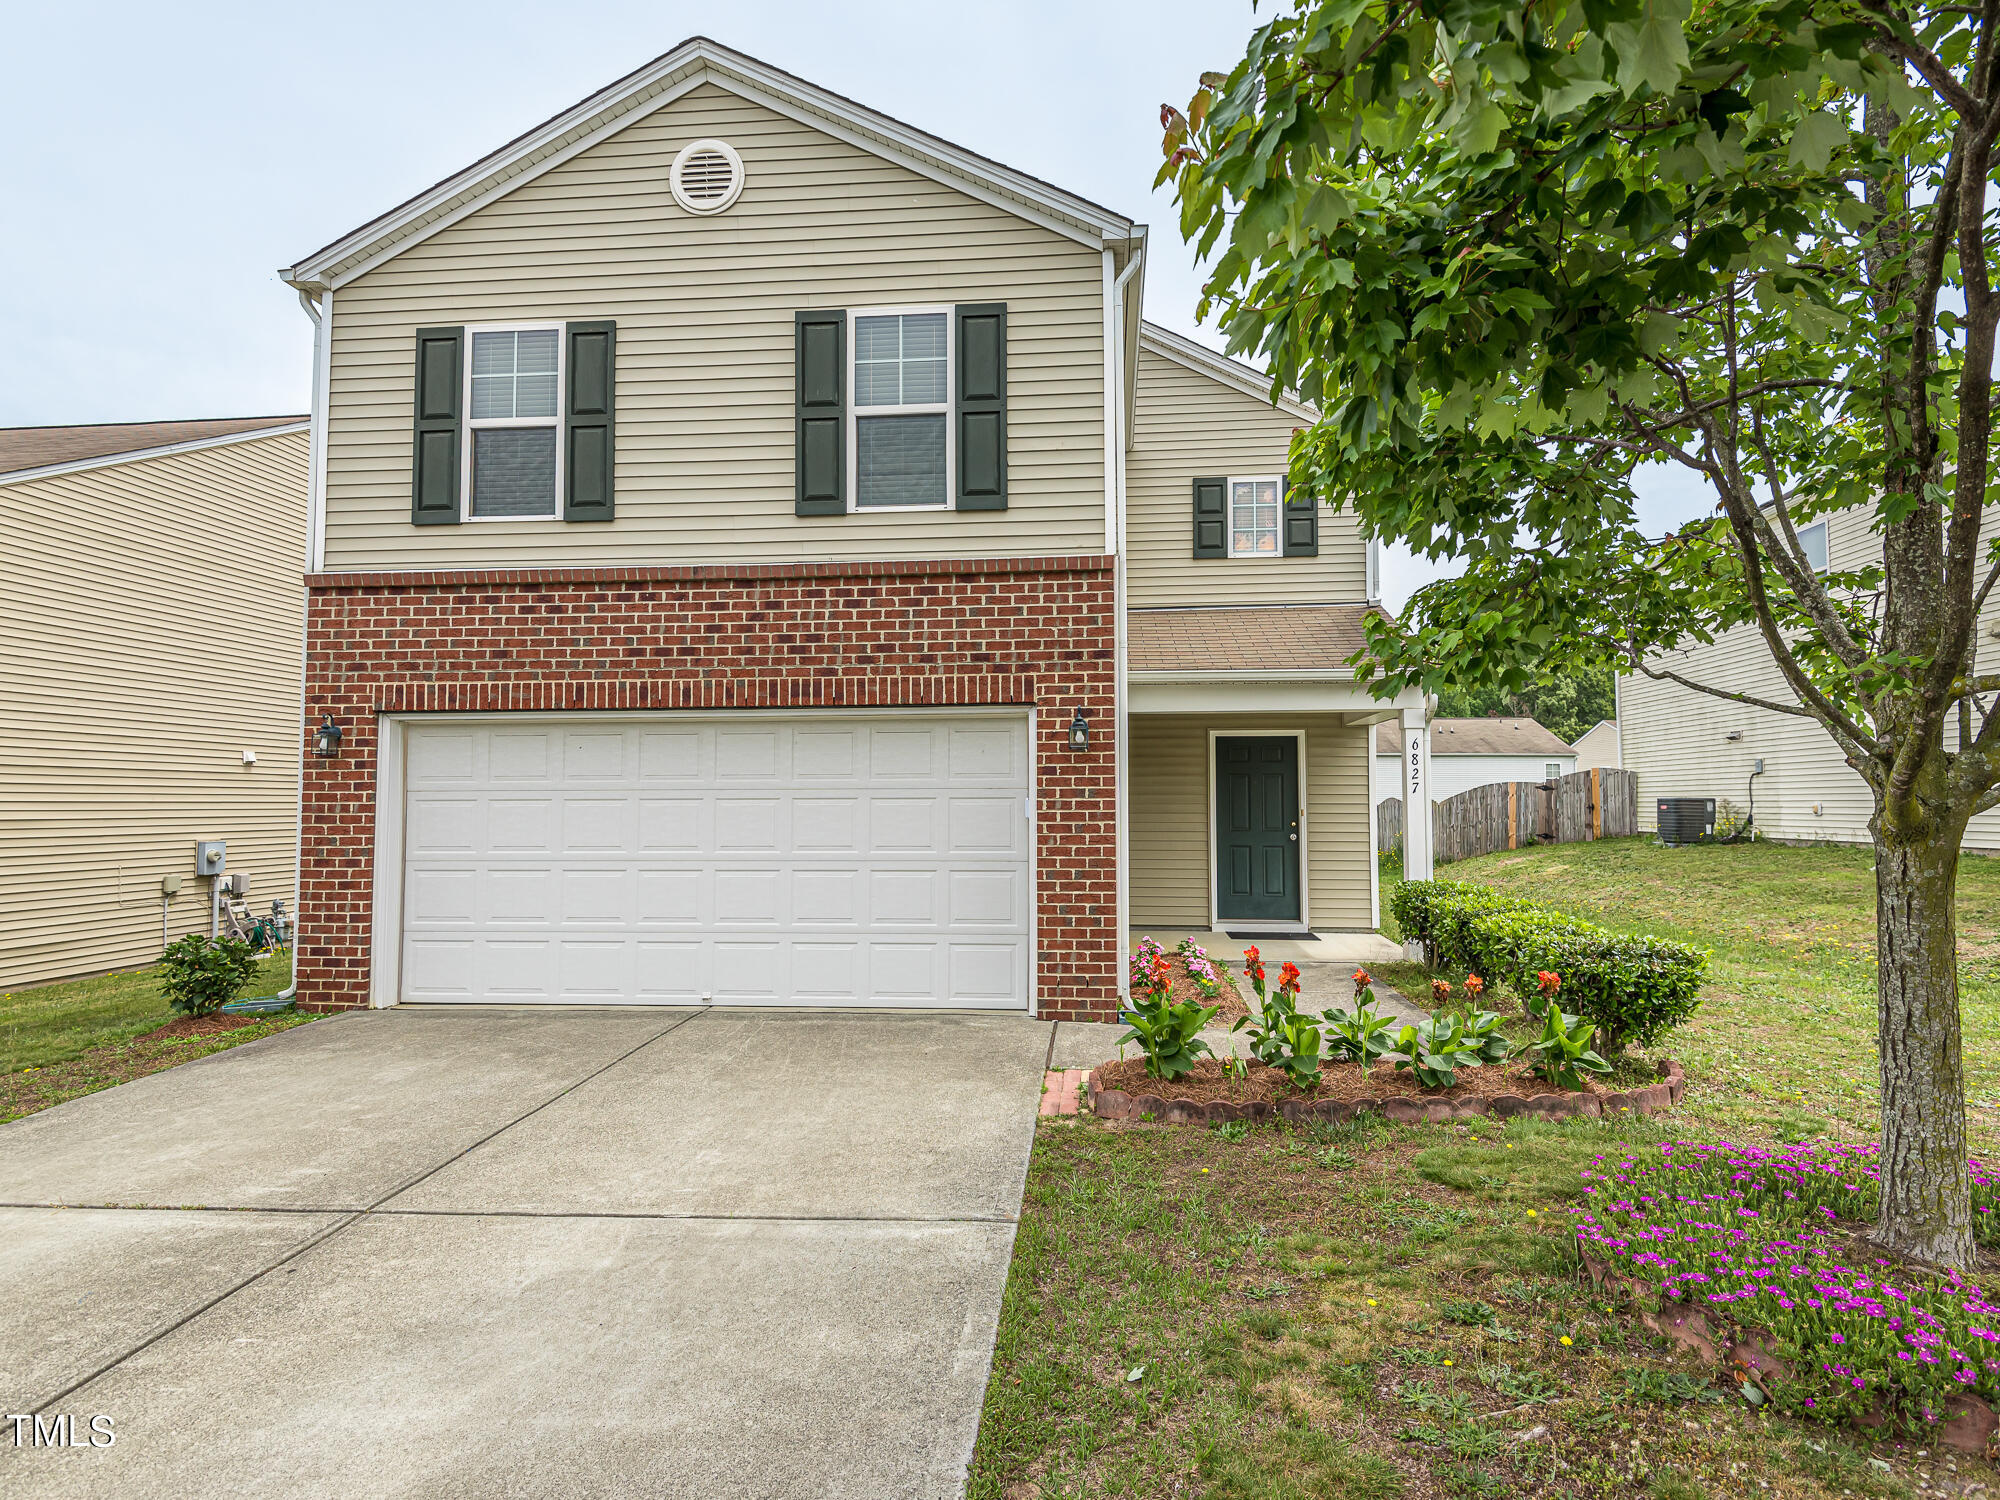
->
[467, 325, 561, 519]
[1229, 476, 1282, 556]
[852, 309, 950, 508]
[1798, 519, 1829, 573]
[1545, 762, 1562, 781]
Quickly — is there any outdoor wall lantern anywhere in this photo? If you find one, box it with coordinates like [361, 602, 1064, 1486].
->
[313, 715, 344, 759]
[1068, 707, 1090, 752]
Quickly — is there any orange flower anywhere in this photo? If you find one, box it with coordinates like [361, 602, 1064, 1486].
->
[1431, 978, 1453, 1001]
[1537, 970, 1561, 995]
[1278, 961, 1301, 994]
[1464, 973, 1485, 996]
[1352, 968, 1371, 987]
[1242, 944, 1265, 983]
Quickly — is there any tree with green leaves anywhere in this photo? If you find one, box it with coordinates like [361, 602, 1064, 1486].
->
[1161, 0, 2000, 1266]
[1438, 662, 1619, 740]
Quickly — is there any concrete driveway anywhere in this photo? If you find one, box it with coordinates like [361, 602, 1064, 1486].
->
[0, 1006, 1053, 1499]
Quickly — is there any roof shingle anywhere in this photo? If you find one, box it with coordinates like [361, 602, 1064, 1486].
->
[1373, 717, 1575, 756]
[0, 417, 306, 478]
[1128, 605, 1375, 674]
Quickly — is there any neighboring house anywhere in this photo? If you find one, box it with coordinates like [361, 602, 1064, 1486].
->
[1372, 717, 1577, 809]
[0, 417, 309, 989]
[1571, 719, 1621, 772]
[1620, 506, 2000, 846]
[278, 37, 1419, 1022]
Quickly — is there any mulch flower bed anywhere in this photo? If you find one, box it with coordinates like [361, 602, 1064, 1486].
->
[1091, 1056, 1685, 1125]
[1128, 937, 1250, 1021]
[139, 1013, 264, 1042]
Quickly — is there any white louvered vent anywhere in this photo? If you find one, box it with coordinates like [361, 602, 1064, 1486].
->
[670, 138, 745, 215]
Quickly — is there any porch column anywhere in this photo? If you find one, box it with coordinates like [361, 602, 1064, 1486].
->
[1400, 708, 1433, 882]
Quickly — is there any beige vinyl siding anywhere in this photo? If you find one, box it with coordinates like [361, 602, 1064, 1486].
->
[1126, 345, 1367, 608]
[0, 431, 308, 988]
[322, 83, 1106, 570]
[1619, 501, 2000, 849]
[1129, 714, 1373, 930]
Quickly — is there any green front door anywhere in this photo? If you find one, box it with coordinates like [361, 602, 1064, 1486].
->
[1214, 736, 1301, 923]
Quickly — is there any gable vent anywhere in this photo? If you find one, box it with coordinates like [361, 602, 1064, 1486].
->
[670, 138, 745, 215]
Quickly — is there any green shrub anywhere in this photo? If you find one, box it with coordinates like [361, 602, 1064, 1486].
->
[158, 934, 259, 1018]
[1390, 879, 1705, 1052]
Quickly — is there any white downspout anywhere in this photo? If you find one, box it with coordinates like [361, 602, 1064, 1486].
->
[1109, 246, 1144, 1001]
[265, 285, 332, 1008]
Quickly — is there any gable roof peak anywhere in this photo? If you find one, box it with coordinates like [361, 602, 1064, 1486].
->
[281, 36, 1141, 293]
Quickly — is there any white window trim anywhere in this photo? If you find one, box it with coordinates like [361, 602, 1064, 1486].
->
[461, 320, 565, 523]
[847, 305, 954, 513]
[1225, 473, 1284, 559]
[1797, 518, 1829, 574]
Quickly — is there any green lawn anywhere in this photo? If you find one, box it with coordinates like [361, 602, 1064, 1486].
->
[1, 949, 295, 1073]
[1379, 837, 2000, 1151]
[972, 838, 2000, 1498]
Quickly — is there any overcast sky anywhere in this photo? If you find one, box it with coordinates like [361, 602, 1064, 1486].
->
[0, 1, 1716, 608]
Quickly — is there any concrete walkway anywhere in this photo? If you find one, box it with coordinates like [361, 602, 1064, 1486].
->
[0, 1007, 1051, 1500]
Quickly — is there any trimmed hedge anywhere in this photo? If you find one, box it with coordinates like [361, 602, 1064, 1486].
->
[1389, 879, 1705, 1052]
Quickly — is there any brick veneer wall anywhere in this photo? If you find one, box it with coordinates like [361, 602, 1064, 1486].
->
[298, 555, 1119, 1019]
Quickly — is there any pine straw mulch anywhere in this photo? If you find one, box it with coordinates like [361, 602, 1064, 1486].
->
[140, 1013, 264, 1041]
[1092, 1052, 1609, 1106]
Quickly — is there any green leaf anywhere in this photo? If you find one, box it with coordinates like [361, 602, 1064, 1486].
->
[1455, 100, 1507, 157]
[1609, 0, 1690, 97]
[1788, 111, 1846, 173]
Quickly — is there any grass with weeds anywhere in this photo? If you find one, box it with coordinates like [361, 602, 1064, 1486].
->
[1, 951, 309, 1123]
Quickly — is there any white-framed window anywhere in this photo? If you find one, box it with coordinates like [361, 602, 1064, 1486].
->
[1797, 519, 1829, 573]
[1228, 475, 1282, 556]
[850, 307, 951, 509]
[1545, 762, 1562, 781]
[464, 323, 563, 520]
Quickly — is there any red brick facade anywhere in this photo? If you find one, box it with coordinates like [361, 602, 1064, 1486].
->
[297, 554, 1119, 1020]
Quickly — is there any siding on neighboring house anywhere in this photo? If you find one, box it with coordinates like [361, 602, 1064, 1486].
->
[1619, 502, 2000, 847]
[1130, 715, 1373, 931]
[1125, 341, 1367, 608]
[321, 82, 1106, 572]
[0, 430, 309, 988]
[1371, 752, 1576, 808]
[1571, 720, 1621, 772]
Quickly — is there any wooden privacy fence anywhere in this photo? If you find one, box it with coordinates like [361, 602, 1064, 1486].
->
[1398, 767, 1639, 866]
[1378, 797, 1404, 855]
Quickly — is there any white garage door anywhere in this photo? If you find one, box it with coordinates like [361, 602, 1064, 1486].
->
[396, 714, 1031, 1008]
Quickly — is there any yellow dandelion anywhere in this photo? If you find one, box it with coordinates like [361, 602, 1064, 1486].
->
[1444, 1359, 1454, 1367]
[1526, 1209, 1537, 1218]
[1367, 1298, 1377, 1306]
[1560, 1335, 1573, 1346]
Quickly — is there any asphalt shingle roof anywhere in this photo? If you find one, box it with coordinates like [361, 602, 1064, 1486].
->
[1128, 605, 1376, 673]
[0, 417, 306, 477]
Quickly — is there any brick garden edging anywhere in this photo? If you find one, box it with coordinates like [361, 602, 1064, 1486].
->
[1578, 1243, 2000, 1455]
[1086, 1059, 1685, 1125]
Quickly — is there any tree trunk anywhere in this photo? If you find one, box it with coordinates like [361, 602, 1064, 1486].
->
[1870, 811, 1975, 1269]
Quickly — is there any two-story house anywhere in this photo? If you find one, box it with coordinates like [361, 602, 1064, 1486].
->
[280, 38, 1421, 1020]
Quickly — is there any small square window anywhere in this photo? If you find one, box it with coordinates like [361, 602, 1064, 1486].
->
[1545, 762, 1562, 781]
[1229, 478, 1281, 556]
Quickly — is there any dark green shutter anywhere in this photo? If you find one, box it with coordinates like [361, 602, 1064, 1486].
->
[1282, 476, 1318, 557]
[955, 303, 1006, 510]
[564, 320, 616, 522]
[1192, 476, 1226, 557]
[796, 310, 845, 516]
[411, 326, 463, 525]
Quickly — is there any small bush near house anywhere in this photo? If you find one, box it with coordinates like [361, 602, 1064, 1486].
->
[1390, 879, 1705, 1053]
[157, 934, 259, 1018]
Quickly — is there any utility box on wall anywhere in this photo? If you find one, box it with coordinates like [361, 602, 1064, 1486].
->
[194, 840, 227, 876]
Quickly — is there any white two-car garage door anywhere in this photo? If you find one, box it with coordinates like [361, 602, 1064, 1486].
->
[397, 714, 1031, 1008]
